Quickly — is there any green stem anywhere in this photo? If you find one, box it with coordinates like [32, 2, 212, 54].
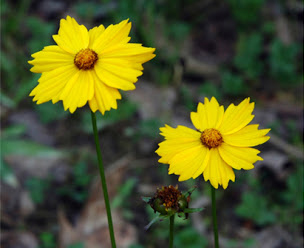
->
[169, 214, 175, 248]
[211, 185, 219, 248]
[91, 111, 116, 248]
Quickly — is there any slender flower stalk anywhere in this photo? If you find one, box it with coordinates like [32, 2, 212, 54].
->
[169, 214, 175, 248]
[144, 186, 203, 247]
[91, 111, 116, 248]
[211, 185, 219, 248]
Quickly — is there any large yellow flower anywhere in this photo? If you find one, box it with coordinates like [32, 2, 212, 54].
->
[156, 97, 270, 189]
[28, 16, 155, 114]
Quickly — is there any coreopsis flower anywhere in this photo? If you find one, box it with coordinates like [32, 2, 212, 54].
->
[28, 16, 155, 114]
[156, 97, 270, 189]
[148, 185, 187, 216]
[143, 185, 202, 228]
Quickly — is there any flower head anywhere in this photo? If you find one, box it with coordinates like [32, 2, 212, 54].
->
[148, 185, 187, 215]
[143, 185, 202, 228]
[28, 16, 155, 114]
[156, 97, 270, 189]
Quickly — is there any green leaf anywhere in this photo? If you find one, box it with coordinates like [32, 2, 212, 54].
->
[141, 196, 151, 203]
[144, 214, 170, 230]
[229, 0, 265, 27]
[269, 39, 300, 85]
[199, 82, 222, 100]
[0, 91, 16, 108]
[112, 178, 137, 208]
[67, 242, 84, 248]
[221, 71, 247, 96]
[2, 140, 65, 158]
[40, 232, 56, 248]
[26, 177, 50, 204]
[0, 160, 18, 187]
[144, 214, 161, 230]
[234, 33, 263, 80]
[1, 124, 26, 139]
[235, 192, 276, 226]
[184, 207, 204, 214]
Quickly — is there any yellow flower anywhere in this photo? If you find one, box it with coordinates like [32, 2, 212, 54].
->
[156, 97, 270, 189]
[28, 16, 155, 114]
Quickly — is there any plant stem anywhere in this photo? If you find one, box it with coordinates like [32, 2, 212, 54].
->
[169, 214, 175, 248]
[91, 111, 116, 248]
[211, 185, 219, 248]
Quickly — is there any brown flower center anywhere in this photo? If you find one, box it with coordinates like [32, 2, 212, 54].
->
[74, 48, 98, 70]
[156, 185, 181, 210]
[200, 128, 223, 148]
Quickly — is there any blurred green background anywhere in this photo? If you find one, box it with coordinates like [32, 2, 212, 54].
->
[1, 0, 303, 247]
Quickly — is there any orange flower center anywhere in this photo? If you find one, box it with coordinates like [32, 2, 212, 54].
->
[200, 128, 223, 148]
[74, 48, 98, 70]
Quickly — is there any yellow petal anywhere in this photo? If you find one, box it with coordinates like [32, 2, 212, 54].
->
[59, 70, 94, 113]
[88, 24, 105, 47]
[30, 65, 77, 104]
[156, 125, 201, 164]
[53, 16, 89, 54]
[216, 149, 235, 189]
[203, 149, 235, 189]
[88, 70, 122, 114]
[190, 97, 224, 131]
[192, 149, 211, 179]
[101, 62, 143, 82]
[29, 45, 74, 73]
[101, 43, 155, 62]
[94, 61, 136, 90]
[166, 145, 204, 181]
[91, 19, 131, 53]
[223, 124, 270, 147]
[99, 57, 144, 71]
[219, 98, 254, 135]
[218, 143, 263, 170]
[177, 146, 210, 181]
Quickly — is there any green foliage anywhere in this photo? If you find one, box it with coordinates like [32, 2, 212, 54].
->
[25, 17, 55, 53]
[39, 232, 56, 248]
[228, 0, 265, 27]
[199, 82, 222, 100]
[26, 177, 51, 204]
[286, 119, 303, 146]
[125, 118, 162, 140]
[129, 245, 144, 248]
[269, 39, 300, 85]
[74, 2, 103, 20]
[57, 162, 92, 203]
[174, 227, 208, 248]
[35, 101, 68, 124]
[112, 178, 137, 209]
[67, 243, 84, 248]
[1, 124, 64, 187]
[180, 85, 196, 111]
[234, 33, 263, 80]
[3, 140, 64, 158]
[235, 192, 276, 226]
[278, 164, 304, 226]
[221, 71, 247, 96]
[226, 238, 256, 248]
[1, 6, 55, 106]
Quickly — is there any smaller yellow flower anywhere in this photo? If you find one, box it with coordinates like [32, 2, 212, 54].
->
[28, 16, 155, 114]
[156, 97, 270, 189]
